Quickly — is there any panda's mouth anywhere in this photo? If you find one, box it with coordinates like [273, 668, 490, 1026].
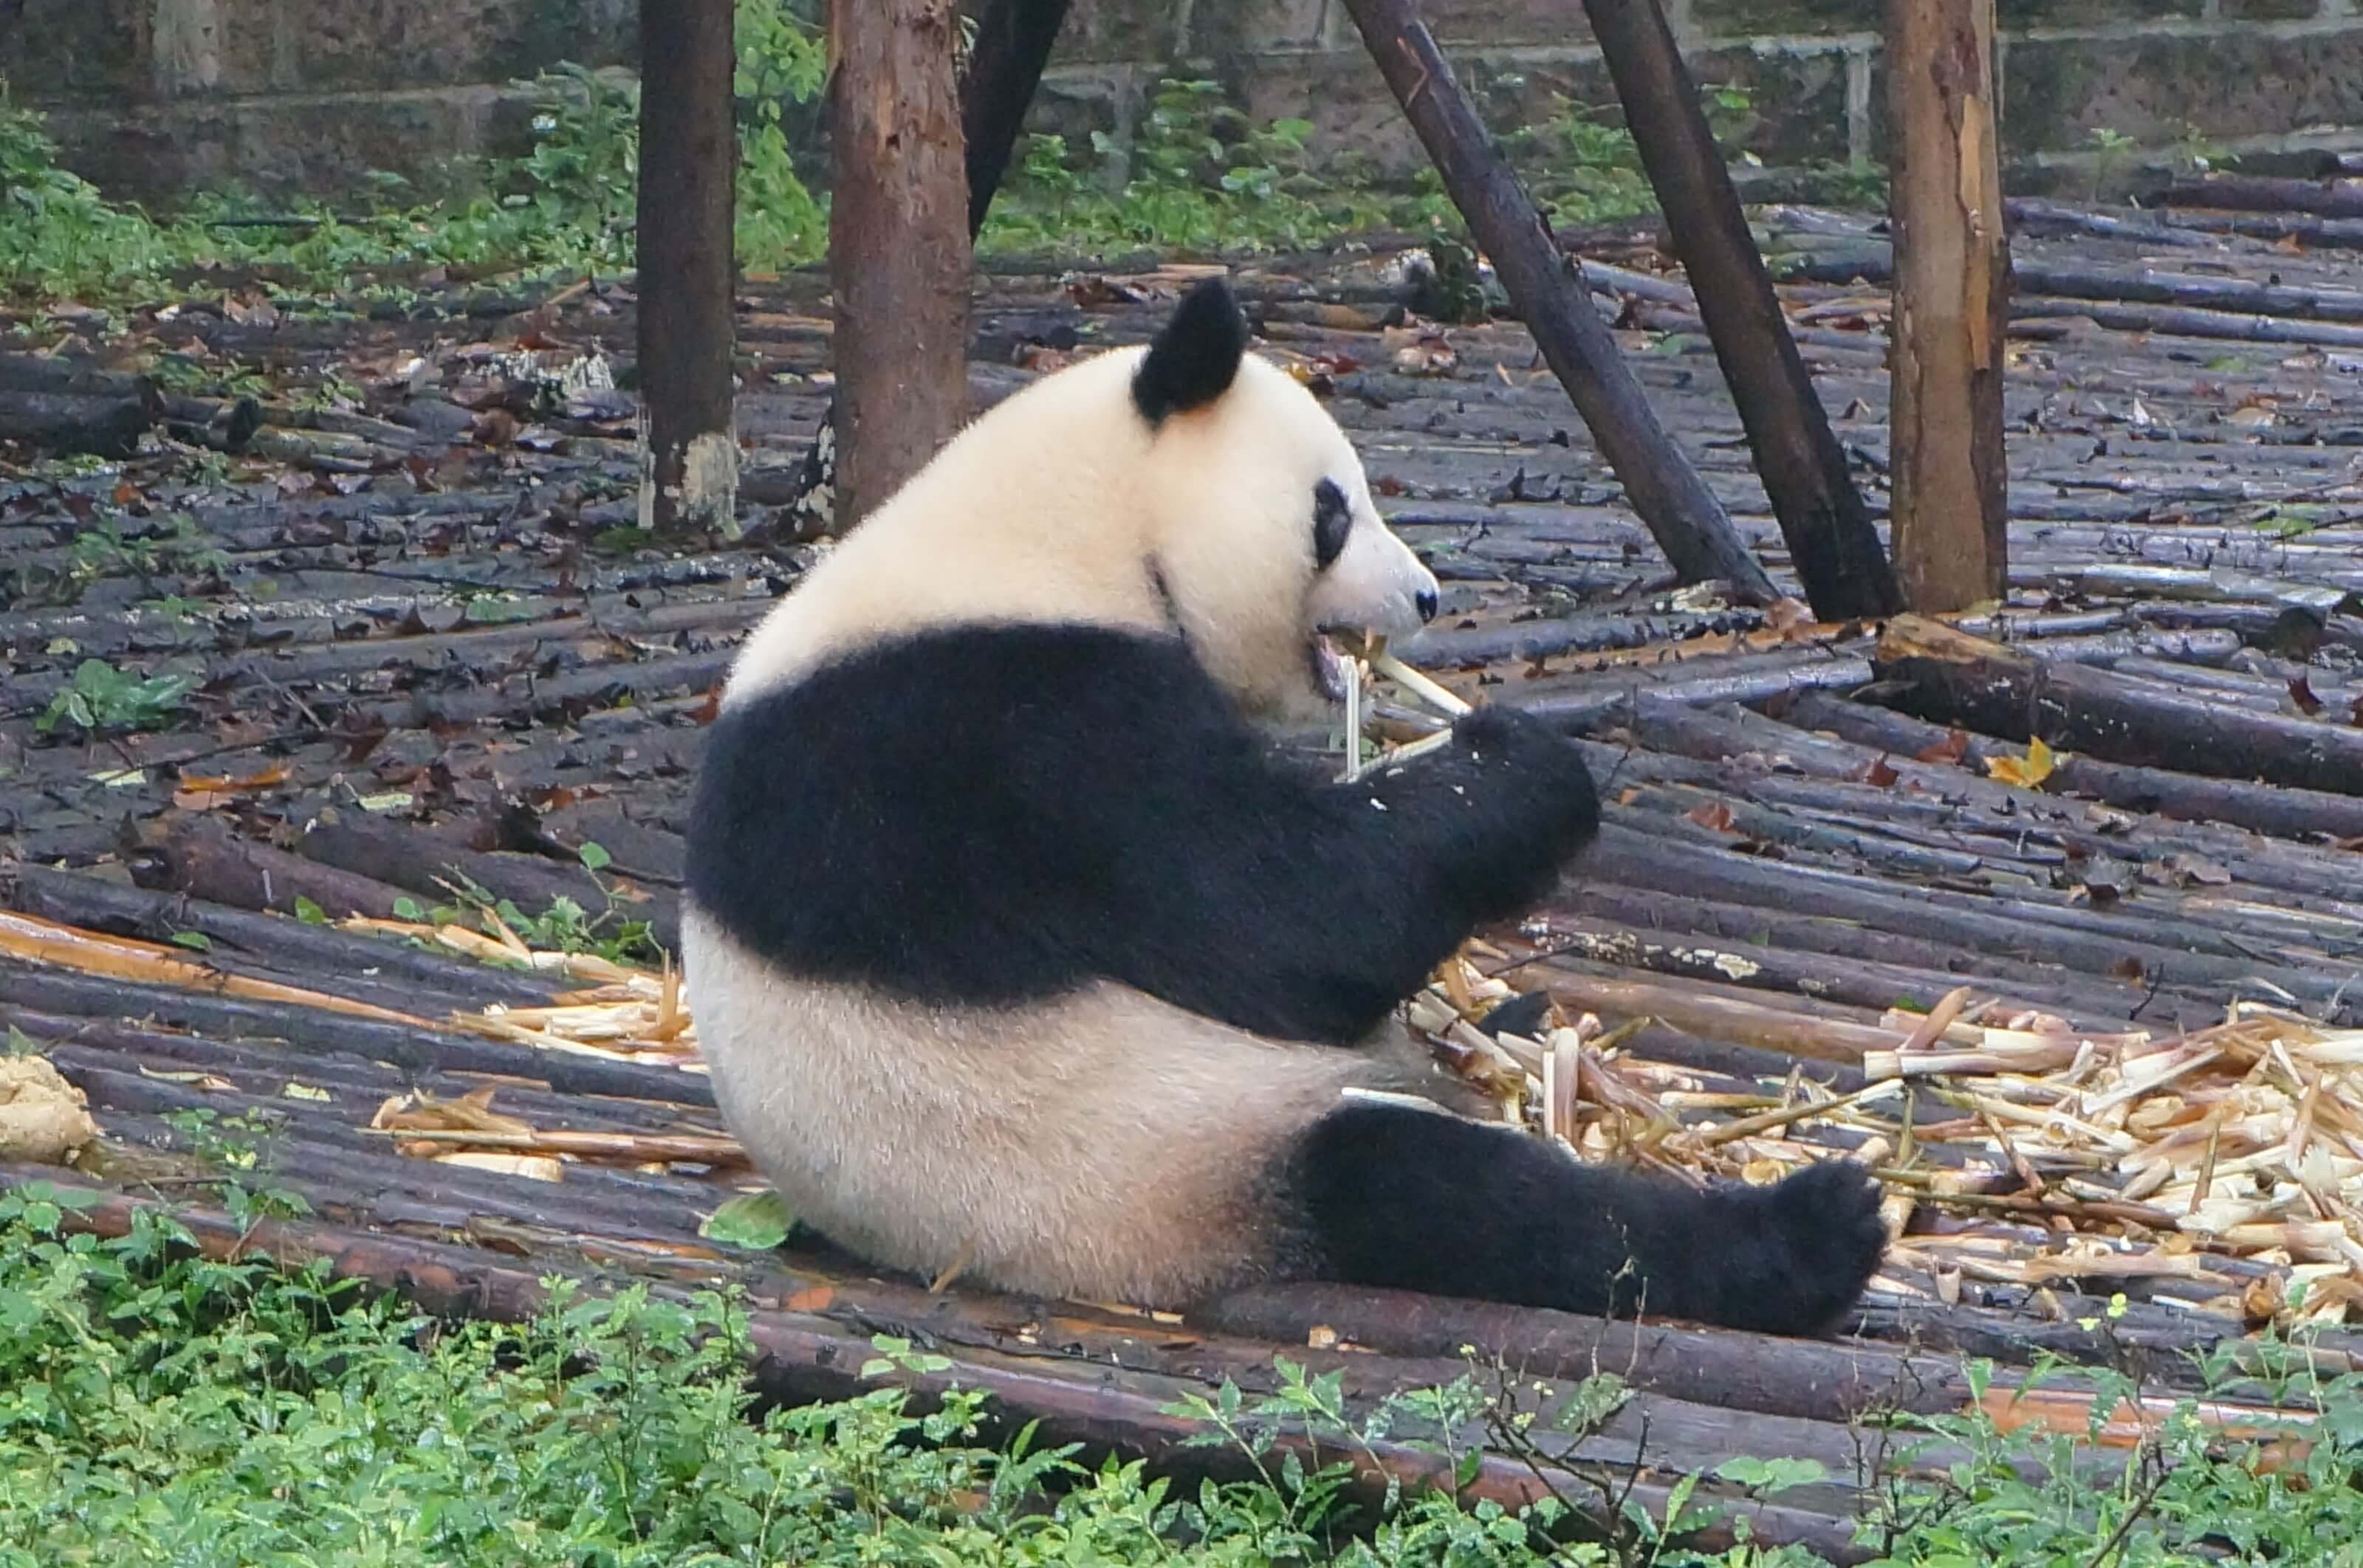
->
[1309, 631, 1353, 705]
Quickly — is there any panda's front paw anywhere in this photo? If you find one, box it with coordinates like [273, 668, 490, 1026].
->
[1450, 706, 1599, 847]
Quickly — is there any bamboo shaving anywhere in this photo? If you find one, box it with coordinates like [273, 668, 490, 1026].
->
[1405, 952, 2363, 1330]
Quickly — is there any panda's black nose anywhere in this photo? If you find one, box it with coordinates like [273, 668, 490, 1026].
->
[1416, 588, 1438, 623]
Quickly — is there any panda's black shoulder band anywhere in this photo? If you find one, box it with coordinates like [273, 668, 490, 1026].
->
[1131, 277, 1249, 425]
[684, 623, 1601, 1048]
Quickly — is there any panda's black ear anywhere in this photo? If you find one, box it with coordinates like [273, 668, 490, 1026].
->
[1132, 276, 1249, 425]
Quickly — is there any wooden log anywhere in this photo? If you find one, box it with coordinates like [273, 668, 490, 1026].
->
[6, 1003, 723, 1140]
[1580, 0, 1898, 622]
[1519, 955, 1900, 1065]
[1869, 613, 2363, 798]
[1999, 197, 2217, 249]
[1518, 909, 2147, 1026]
[2026, 563, 2350, 616]
[1781, 689, 2363, 842]
[1885, 0, 2009, 612]
[62, 1087, 720, 1242]
[2016, 262, 2363, 324]
[636, 0, 740, 539]
[1402, 606, 1772, 669]
[2006, 295, 2363, 351]
[1852, 1290, 2363, 1387]
[2158, 173, 2363, 219]
[120, 811, 418, 925]
[1199, 1282, 1969, 1421]
[0, 862, 558, 1007]
[2148, 207, 2363, 253]
[1334, 0, 1781, 605]
[0, 389, 156, 458]
[0, 956, 713, 1105]
[0, 352, 160, 399]
[288, 809, 680, 955]
[1572, 815, 2353, 975]
[3, 1172, 1876, 1564]
[826, 0, 973, 529]
[1511, 647, 1879, 730]
[775, 0, 1070, 536]
[1754, 238, 2363, 326]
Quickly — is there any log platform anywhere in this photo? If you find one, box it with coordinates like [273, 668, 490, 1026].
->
[5, 191, 2363, 1553]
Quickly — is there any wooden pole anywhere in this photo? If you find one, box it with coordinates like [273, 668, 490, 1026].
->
[960, 0, 1071, 237]
[1886, 0, 2010, 612]
[1580, 0, 1901, 623]
[826, 0, 973, 531]
[782, 0, 1066, 538]
[636, 0, 741, 540]
[1335, 0, 1780, 605]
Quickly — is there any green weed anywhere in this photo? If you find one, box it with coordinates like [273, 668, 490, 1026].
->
[35, 658, 196, 736]
[4, 1185, 2363, 1566]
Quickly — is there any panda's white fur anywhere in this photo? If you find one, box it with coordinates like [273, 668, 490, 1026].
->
[682, 278, 1889, 1333]
[690, 320, 1447, 1304]
[719, 335, 1436, 725]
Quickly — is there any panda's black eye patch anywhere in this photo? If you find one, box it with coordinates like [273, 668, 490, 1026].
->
[1312, 479, 1351, 568]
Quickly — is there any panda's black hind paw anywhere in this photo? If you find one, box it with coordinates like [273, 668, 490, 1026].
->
[1711, 1158, 1889, 1338]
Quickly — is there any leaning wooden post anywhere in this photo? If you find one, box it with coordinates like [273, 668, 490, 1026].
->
[637, 0, 741, 540]
[1336, 0, 1778, 605]
[1886, 0, 2010, 611]
[960, 0, 1071, 236]
[1582, 0, 1900, 622]
[826, 0, 973, 531]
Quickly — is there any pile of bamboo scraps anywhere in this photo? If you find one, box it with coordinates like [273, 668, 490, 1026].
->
[1407, 946, 1913, 1190]
[370, 1084, 747, 1183]
[1871, 1003, 2363, 1326]
[1413, 951, 2363, 1328]
[344, 911, 702, 1067]
[0, 905, 724, 1185]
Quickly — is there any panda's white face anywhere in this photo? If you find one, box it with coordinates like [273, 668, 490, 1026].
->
[715, 277, 1441, 728]
[1136, 348, 1441, 726]
[1303, 471, 1442, 706]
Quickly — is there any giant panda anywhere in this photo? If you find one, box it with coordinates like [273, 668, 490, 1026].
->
[682, 278, 1887, 1338]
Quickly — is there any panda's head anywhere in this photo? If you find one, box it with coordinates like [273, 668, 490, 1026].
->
[725, 278, 1440, 726]
[1123, 278, 1441, 725]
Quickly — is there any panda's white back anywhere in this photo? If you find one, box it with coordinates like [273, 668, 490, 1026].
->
[723, 345, 1170, 705]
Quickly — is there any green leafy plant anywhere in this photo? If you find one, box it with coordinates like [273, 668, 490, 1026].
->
[0, 83, 179, 298]
[386, 842, 662, 966]
[6, 1183, 2363, 1567]
[35, 658, 196, 736]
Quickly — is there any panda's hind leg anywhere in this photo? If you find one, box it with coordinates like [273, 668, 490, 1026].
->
[1286, 1101, 1886, 1338]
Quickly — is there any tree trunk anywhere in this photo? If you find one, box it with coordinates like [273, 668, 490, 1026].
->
[826, 0, 973, 530]
[1580, 0, 1900, 622]
[636, 0, 741, 540]
[779, 0, 1066, 538]
[1885, 0, 2010, 612]
[1334, 0, 1780, 605]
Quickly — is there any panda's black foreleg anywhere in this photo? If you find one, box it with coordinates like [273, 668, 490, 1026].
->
[1286, 1101, 1887, 1338]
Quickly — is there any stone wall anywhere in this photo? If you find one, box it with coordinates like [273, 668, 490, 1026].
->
[2, 0, 637, 202]
[7, 0, 2363, 208]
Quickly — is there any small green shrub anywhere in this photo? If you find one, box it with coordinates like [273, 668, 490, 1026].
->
[35, 658, 196, 736]
[7, 1183, 2363, 1568]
